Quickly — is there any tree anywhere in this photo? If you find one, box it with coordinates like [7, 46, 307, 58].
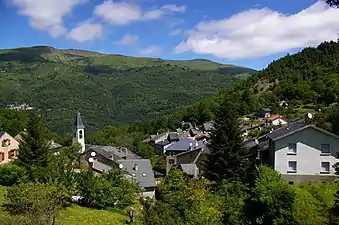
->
[3, 182, 67, 225]
[15, 113, 51, 171]
[327, 0, 339, 7]
[244, 166, 298, 225]
[204, 97, 255, 184]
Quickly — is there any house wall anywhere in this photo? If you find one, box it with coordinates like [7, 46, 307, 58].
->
[0, 133, 19, 164]
[176, 148, 201, 165]
[274, 127, 339, 180]
[271, 118, 287, 126]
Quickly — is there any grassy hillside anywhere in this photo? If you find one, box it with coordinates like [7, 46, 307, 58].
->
[0, 185, 142, 225]
[0, 46, 255, 135]
[167, 58, 257, 75]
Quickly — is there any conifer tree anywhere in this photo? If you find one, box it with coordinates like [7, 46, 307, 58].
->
[205, 97, 254, 183]
[16, 112, 51, 169]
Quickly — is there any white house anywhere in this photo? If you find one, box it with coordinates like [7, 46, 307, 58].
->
[265, 114, 288, 126]
[260, 123, 339, 184]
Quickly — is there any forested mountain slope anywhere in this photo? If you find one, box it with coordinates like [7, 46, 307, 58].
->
[135, 40, 339, 136]
[0, 46, 255, 135]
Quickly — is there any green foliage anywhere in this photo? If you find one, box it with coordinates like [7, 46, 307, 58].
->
[77, 169, 140, 210]
[43, 146, 80, 194]
[3, 182, 67, 225]
[15, 113, 52, 171]
[204, 97, 255, 183]
[0, 46, 253, 136]
[0, 109, 27, 136]
[0, 164, 27, 186]
[216, 181, 250, 224]
[244, 166, 298, 225]
[143, 168, 222, 225]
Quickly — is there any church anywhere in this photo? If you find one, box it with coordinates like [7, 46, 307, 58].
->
[72, 112, 156, 199]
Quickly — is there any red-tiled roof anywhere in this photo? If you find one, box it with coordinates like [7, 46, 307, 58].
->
[266, 114, 280, 121]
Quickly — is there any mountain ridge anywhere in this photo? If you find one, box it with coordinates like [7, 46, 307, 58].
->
[0, 46, 256, 135]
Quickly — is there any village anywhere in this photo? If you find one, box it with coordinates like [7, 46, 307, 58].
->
[1, 106, 339, 201]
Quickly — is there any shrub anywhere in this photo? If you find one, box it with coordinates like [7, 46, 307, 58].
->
[0, 164, 27, 186]
[3, 182, 68, 224]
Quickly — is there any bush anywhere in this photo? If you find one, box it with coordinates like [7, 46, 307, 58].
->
[78, 170, 140, 210]
[3, 182, 68, 225]
[0, 164, 27, 186]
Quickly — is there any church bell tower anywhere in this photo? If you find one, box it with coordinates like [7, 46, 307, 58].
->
[72, 111, 85, 153]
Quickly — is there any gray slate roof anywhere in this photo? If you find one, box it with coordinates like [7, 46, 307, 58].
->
[92, 160, 113, 173]
[267, 122, 308, 141]
[267, 123, 339, 141]
[166, 139, 204, 152]
[0, 131, 4, 138]
[244, 139, 257, 149]
[117, 159, 156, 189]
[75, 112, 85, 129]
[168, 132, 180, 141]
[86, 145, 140, 161]
[180, 164, 198, 176]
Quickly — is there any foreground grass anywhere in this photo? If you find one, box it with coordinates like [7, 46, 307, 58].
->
[0, 186, 143, 225]
[58, 205, 134, 225]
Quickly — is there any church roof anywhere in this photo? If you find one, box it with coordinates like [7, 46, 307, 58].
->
[75, 112, 85, 129]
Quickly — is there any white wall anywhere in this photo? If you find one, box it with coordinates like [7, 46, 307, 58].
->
[271, 118, 287, 126]
[274, 127, 339, 176]
[142, 190, 155, 199]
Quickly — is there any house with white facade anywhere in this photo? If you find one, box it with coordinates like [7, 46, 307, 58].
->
[265, 114, 288, 127]
[260, 122, 339, 184]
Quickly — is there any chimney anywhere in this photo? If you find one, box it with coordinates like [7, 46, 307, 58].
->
[133, 164, 139, 171]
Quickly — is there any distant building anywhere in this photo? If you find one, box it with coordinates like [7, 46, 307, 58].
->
[258, 108, 271, 118]
[0, 132, 19, 164]
[74, 112, 156, 198]
[265, 114, 288, 126]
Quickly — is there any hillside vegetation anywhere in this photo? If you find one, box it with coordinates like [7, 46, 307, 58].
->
[0, 46, 255, 135]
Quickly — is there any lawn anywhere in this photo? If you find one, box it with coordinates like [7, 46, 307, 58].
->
[0, 185, 143, 225]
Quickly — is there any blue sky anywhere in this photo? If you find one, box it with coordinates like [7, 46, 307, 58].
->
[1, 0, 338, 69]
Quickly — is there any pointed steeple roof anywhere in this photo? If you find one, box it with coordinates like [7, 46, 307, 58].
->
[74, 111, 85, 129]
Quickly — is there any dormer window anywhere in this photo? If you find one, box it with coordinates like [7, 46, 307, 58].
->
[79, 130, 83, 139]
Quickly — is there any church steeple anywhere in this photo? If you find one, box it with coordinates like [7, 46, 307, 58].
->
[72, 111, 85, 153]
[75, 111, 85, 129]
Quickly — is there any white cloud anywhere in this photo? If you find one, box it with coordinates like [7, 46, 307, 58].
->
[161, 4, 186, 13]
[67, 23, 103, 43]
[138, 46, 163, 56]
[176, 1, 339, 60]
[94, 1, 141, 25]
[9, 0, 87, 37]
[169, 28, 183, 36]
[94, 0, 186, 24]
[115, 34, 138, 45]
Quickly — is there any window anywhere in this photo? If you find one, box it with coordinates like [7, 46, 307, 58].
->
[288, 143, 297, 154]
[288, 161, 297, 173]
[288, 181, 294, 185]
[1, 139, 11, 147]
[168, 159, 175, 165]
[79, 130, 83, 139]
[0, 152, 4, 162]
[8, 149, 16, 159]
[321, 162, 330, 174]
[321, 144, 330, 154]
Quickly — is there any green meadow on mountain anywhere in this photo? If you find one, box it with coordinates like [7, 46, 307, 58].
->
[0, 46, 256, 135]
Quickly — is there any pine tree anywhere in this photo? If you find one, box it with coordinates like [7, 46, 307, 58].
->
[205, 97, 254, 183]
[16, 112, 51, 169]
